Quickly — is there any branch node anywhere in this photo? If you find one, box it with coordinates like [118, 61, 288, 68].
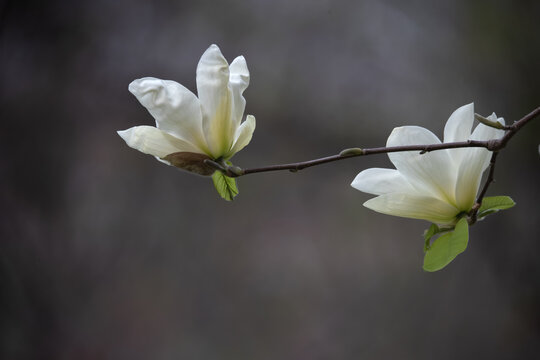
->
[486, 139, 501, 151]
[225, 165, 244, 177]
[203, 159, 226, 172]
[339, 148, 365, 157]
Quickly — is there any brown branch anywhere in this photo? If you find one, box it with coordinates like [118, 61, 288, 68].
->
[226, 106, 539, 178]
[468, 152, 499, 225]
[237, 140, 488, 176]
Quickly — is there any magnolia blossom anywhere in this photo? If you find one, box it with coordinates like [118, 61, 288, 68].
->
[351, 103, 505, 225]
[118, 44, 255, 175]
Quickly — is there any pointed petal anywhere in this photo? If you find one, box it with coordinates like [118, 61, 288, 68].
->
[351, 168, 416, 195]
[128, 77, 208, 153]
[226, 115, 256, 158]
[117, 126, 200, 162]
[443, 103, 474, 143]
[387, 126, 456, 204]
[442, 103, 475, 167]
[363, 193, 459, 225]
[196, 44, 232, 158]
[453, 114, 506, 210]
[229, 55, 250, 129]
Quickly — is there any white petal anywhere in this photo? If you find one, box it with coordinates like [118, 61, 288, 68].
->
[387, 126, 456, 205]
[196, 44, 233, 158]
[452, 114, 506, 210]
[226, 115, 256, 158]
[442, 103, 475, 167]
[453, 153, 485, 211]
[363, 193, 460, 225]
[128, 77, 208, 153]
[443, 103, 474, 143]
[117, 126, 200, 161]
[351, 168, 416, 196]
[229, 56, 250, 129]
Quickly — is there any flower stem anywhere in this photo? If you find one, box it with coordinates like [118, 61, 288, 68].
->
[468, 152, 499, 225]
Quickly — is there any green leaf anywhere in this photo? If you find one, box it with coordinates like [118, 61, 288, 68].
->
[423, 223, 440, 252]
[477, 196, 515, 219]
[212, 171, 239, 201]
[423, 218, 469, 272]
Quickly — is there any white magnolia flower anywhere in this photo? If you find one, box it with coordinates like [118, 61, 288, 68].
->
[118, 44, 255, 175]
[351, 103, 505, 225]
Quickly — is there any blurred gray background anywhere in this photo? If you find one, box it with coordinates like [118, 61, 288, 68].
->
[1, 0, 539, 359]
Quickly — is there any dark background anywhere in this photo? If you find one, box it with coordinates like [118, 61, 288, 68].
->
[1, 0, 539, 359]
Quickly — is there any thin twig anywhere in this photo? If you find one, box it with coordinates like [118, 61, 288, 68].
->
[238, 140, 488, 176]
[468, 152, 499, 225]
[230, 106, 539, 178]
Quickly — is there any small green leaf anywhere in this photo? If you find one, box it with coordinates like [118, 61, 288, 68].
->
[423, 218, 469, 272]
[423, 223, 440, 252]
[477, 196, 516, 219]
[212, 171, 239, 201]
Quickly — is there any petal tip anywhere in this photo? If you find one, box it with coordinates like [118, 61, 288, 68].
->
[202, 44, 225, 59]
[197, 44, 229, 77]
[350, 172, 363, 189]
[128, 77, 161, 96]
[117, 128, 131, 142]
[487, 112, 505, 126]
[389, 126, 403, 135]
[362, 197, 379, 211]
[128, 79, 140, 94]
[458, 102, 474, 111]
[443, 103, 476, 143]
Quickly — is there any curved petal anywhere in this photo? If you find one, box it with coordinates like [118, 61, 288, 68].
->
[453, 155, 484, 211]
[226, 115, 256, 158]
[443, 103, 474, 143]
[196, 44, 232, 158]
[351, 168, 416, 196]
[128, 78, 208, 153]
[453, 114, 506, 210]
[117, 126, 200, 162]
[363, 193, 460, 225]
[443, 103, 474, 167]
[387, 126, 456, 205]
[229, 55, 250, 129]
